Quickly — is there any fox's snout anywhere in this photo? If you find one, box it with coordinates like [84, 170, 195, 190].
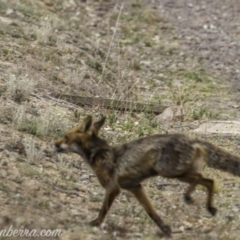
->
[52, 140, 68, 153]
[51, 142, 61, 152]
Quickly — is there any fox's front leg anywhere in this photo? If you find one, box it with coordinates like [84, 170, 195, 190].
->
[89, 184, 120, 226]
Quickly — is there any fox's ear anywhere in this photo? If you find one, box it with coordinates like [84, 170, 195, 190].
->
[93, 116, 106, 135]
[77, 115, 93, 132]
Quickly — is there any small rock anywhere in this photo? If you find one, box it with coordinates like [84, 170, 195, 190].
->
[203, 24, 208, 30]
[6, 8, 24, 18]
[179, 226, 185, 232]
[80, 174, 90, 181]
[6, 8, 14, 15]
[154, 106, 185, 122]
[183, 220, 193, 229]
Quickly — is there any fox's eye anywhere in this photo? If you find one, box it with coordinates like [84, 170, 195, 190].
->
[64, 135, 69, 141]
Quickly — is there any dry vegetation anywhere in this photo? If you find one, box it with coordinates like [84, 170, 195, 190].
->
[0, 0, 240, 239]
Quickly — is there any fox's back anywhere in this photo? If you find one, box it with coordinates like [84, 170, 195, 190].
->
[113, 134, 199, 185]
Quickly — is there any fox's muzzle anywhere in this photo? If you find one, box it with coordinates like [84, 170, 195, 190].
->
[52, 142, 66, 153]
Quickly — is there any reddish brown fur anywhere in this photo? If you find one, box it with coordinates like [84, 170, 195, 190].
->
[53, 116, 240, 236]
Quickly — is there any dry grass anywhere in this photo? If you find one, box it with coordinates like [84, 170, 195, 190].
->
[12, 105, 72, 139]
[22, 136, 44, 164]
[0, 0, 239, 239]
[5, 74, 34, 103]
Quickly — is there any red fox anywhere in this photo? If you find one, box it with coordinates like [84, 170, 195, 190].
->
[53, 115, 240, 236]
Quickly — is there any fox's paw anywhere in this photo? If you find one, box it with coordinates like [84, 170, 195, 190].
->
[184, 195, 194, 204]
[161, 225, 171, 237]
[208, 206, 217, 216]
[89, 218, 102, 227]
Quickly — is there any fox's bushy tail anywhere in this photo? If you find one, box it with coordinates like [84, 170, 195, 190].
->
[193, 140, 240, 177]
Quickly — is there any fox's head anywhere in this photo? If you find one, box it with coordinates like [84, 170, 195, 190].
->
[53, 115, 107, 162]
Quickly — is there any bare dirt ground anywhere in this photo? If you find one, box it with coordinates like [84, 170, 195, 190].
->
[0, 0, 240, 239]
[157, 0, 240, 98]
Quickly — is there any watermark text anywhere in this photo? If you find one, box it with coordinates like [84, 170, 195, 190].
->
[0, 225, 62, 237]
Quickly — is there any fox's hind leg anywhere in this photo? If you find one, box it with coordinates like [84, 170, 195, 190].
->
[126, 184, 171, 237]
[177, 174, 199, 204]
[198, 176, 217, 216]
[177, 172, 217, 216]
